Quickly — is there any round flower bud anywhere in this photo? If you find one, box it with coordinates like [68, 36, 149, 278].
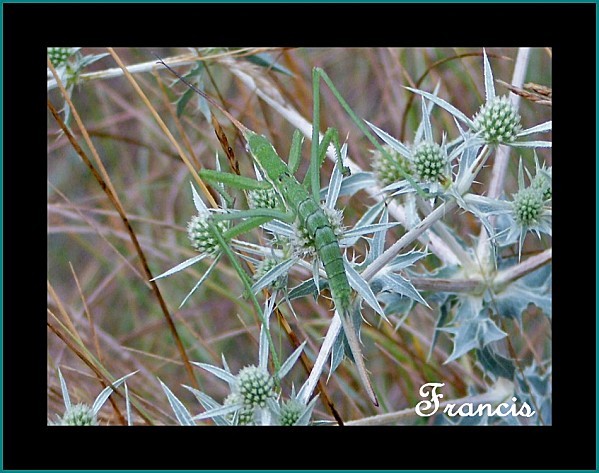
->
[48, 47, 75, 67]
[254, 257, 278, 281]
[236, 365, 274, 408]
[187, 214, 228, 256]
[60, 403, 98, 426]
[253, 257, 287, 290]
[411, 141, 447, 182]
[223, 392, 254, 426]
[473, 95, 522, 144]
[371, 145, 411, 187]
[279, 399, 304, 426]
[532, 172, 552, 201]
[512, 187, 544, 226]
[247, 188, 279, 210]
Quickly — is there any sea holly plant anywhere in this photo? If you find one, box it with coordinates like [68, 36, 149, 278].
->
[47, 47, 109, 126]
[159, 297, 318, 426]
[45, 47, 554, 427]
[150, 59, 438, 407]
[50, 369, 137, 426]
[460, 156, 552, 259]
[148, 51, 552, 425]
[406, 49, 552, 150]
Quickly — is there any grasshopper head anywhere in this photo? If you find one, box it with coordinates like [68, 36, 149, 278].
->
[245, 131, 290, 186]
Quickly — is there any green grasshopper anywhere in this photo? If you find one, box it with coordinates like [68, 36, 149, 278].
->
[159, 60, 379, 406]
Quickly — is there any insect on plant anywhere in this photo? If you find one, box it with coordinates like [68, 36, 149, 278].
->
[154, 59, 417, 406]
[47, 47, 553, 428]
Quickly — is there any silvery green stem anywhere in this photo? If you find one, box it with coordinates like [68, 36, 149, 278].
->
[298, 313, 343, 405]
[493, 248, 551, 290]
[486, 48, 530, 200]
[457, 145, 492, 194]
[362, 200, 458, 282]
[417, 198, 475, 270]
[47, 53, 201, 91]
[411, 277, 483, 293]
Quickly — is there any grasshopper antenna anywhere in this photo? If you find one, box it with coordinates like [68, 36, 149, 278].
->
[153, 54, 249, 135]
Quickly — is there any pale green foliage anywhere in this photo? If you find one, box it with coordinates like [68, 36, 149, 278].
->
[52, 369, 137, 426]
[252, 257, 288, 291]
[59, 403, 98, 426]
[162, 307, 315, 426]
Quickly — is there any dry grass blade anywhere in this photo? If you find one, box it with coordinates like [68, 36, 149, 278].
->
[47, 319, 128, 426]
[47, 87, 199, 390]
[496, 79, 552, 106]
[106, 48, 218, 209]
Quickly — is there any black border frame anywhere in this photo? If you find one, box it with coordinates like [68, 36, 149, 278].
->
[4, 2, 596, 470]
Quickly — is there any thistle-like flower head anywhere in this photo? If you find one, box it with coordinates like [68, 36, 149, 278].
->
[48, 47, 76, 67]
[411, 141, 447, 182]
[223, 392, 254, 425]
[236, 365, 275, 408]
[187, 214, 228, 256]
[247, 187, 280, 210]
[371, 144, 412, 187]
[512, 186, 544, 227]
[279, 399, 304, 426]
[405, 50, 551, 150]
[60, 403, 98, 426]
[472, 95, 522, 144]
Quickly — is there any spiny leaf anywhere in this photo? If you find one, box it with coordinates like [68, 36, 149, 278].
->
[373, 273, 428, 307]
[510, 140, 552, 148]
[482, 49, 496, 103]
[57, 368, 71, 410]
[159, 379, 195, 426]
[192, 362, 237, 387]
[151, 254, 207, 281]
[325, 161, 344, 210]
[343, 258, 387, 321]
[477, 346, 515, 379]
[251, 257, 297, 294]
[517, 120, 552, 137]
[182, 386, 229, 426]
[190, 182, 209, 214]
[192, 403, 242, 422]
[92, 371, 138, 415]
[441, 303, 507, 364]
[179, 254, 222, 308]
[405, 87, 475, 128]
[492, 262, 552, 321]
[278, 341, 307, 380]
[364, 120, 411, 157]
[287, 278, 328, 302]
[244, 52, 294, 76]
